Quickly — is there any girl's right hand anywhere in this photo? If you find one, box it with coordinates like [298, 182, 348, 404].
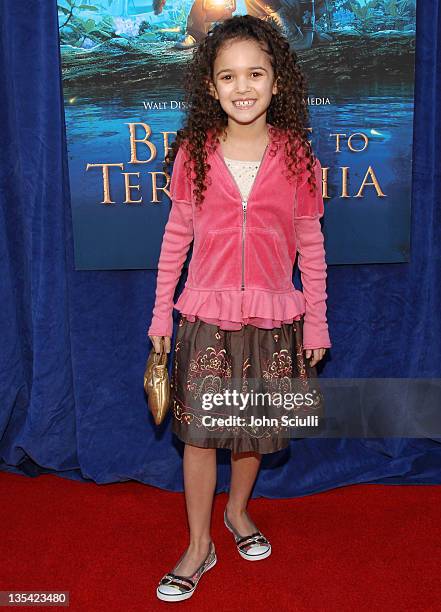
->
[148, 335, 171, 354]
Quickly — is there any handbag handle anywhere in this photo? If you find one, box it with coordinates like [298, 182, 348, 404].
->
[154, 337, 167, 365]
[151, 336, 164, 357]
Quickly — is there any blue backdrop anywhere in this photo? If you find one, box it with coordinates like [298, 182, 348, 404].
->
[0, 0, 440, 495]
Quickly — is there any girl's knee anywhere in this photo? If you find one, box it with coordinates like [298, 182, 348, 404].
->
[184, 443, 216, 455]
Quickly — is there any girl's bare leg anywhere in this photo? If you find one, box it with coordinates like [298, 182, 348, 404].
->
[172, 443, 217, 576]
[226, 450, 262, 534]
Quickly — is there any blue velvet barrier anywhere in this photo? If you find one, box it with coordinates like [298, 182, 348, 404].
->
[0, 0, 440, 495]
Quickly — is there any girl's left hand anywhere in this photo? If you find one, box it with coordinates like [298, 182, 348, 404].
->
[304, 348, 327, 367]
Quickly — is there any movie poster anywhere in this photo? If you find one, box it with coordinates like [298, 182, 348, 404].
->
[58, 0, 416, 269]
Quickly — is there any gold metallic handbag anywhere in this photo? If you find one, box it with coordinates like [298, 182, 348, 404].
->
[144, 338, 171, 425]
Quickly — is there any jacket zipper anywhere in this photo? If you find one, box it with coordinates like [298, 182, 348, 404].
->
[241, 200, 246, 290]
[216, 143, 270, 291]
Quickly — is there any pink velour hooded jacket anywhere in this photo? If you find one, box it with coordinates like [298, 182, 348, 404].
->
[147, 123, 331, 350]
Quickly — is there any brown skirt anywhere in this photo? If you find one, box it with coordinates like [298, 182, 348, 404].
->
[170, 314, 323, 454]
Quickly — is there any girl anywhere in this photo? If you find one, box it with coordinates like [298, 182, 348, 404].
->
[148, 14, 331, 602]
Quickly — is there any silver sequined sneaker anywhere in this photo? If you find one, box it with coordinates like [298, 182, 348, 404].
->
[224, 508, 272, 561]
[156, 541, 217, 602]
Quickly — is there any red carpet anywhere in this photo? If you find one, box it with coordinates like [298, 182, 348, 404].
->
[0, 472, 439, 611]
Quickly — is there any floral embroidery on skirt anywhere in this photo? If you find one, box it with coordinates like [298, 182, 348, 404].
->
[170, 314, 323, 454]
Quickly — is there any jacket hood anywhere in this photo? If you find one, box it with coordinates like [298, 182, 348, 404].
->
[205, 122, 290, 157]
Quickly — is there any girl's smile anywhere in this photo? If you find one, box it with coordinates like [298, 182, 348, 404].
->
[232, 98, 257, 109]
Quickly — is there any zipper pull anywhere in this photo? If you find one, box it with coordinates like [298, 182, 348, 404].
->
[242, 200, 247, 212]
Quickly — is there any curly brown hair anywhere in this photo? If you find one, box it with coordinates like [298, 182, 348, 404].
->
[164, 14, 318, 209]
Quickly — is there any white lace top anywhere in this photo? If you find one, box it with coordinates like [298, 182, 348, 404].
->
[224, 156, 262, 201]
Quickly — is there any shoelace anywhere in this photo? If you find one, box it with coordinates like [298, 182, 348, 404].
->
[236, 532, 270, 552]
